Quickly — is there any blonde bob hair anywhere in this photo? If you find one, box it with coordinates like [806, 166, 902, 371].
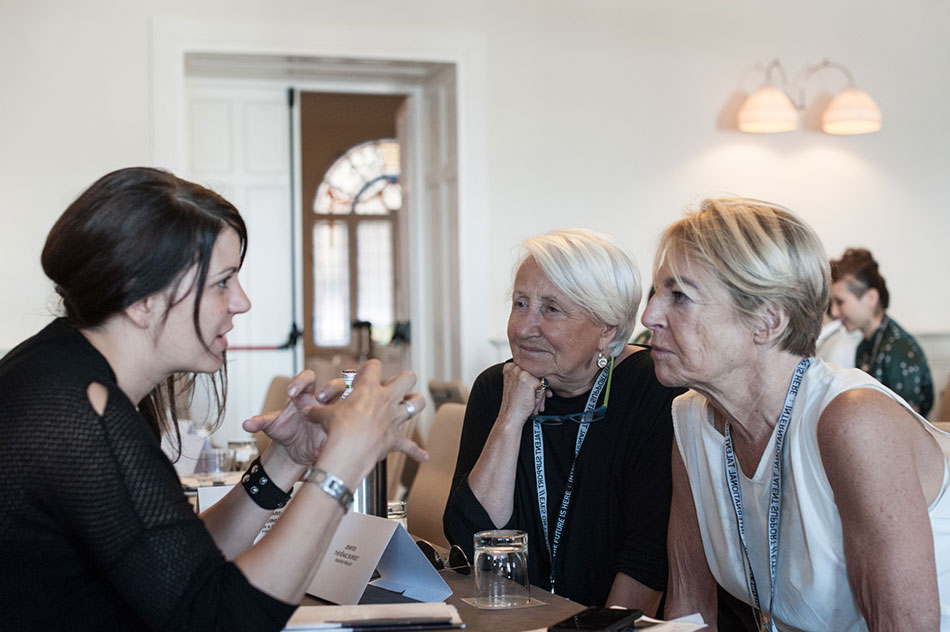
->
[518, 229, 642, 357]
[655, 198, 829, 357]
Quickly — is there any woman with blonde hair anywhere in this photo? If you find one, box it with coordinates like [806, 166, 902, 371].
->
[644, 198, 950, 630]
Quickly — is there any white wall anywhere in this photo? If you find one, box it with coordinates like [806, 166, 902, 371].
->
[2, 1, 949, 394]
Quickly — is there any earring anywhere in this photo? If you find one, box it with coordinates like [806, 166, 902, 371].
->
[596, 352, 608, 369]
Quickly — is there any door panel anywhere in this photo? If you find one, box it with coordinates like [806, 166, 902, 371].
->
[185, 80, 296, 443]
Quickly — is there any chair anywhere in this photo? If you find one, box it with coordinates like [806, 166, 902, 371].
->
[935, 374, 950, 424]
[254, 375, 292, 455]
[397, 380, 468, 495]
[428, 379, 469, 410]
[405, 402, 465, 548]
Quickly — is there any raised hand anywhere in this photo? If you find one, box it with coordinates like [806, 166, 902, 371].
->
[306, 360, 428, 472]
[241, 370, 342, 466]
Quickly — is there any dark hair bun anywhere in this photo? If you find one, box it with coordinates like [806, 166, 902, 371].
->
[830, 247, 889, 310]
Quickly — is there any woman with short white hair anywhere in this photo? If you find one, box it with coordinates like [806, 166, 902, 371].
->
[644, 198, 950, 630]
[444, 229, 682, 613]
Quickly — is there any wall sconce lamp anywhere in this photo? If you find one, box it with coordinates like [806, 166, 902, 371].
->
[737, 59, 882, 135]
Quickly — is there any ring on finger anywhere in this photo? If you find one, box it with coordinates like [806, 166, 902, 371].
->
[536, 377, 549, 392]
[400, 400, 417, 420]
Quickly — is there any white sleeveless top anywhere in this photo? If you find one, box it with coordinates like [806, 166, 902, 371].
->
[672, 358, 950, 631]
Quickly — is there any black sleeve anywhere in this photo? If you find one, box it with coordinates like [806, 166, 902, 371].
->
[49, 390, 296, 631]
[613, 354, 682, 591]
[0, 322, 296, 630]
[442, 364, 510, 559]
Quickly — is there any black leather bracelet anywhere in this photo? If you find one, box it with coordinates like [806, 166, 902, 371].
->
[241, 456, 291, 510]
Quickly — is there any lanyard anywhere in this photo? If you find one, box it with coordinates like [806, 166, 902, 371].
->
[723, 357, 809, 632]
[532, 359, 611, 593]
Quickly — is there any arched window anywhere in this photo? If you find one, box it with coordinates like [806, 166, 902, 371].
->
[312, 139, 401, 348]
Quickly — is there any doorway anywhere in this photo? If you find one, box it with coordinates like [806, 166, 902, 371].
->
[300, 92, 409, 385]
[180, 54, 461, 445]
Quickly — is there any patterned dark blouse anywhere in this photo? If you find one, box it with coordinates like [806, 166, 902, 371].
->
[856, 316, 934, 416]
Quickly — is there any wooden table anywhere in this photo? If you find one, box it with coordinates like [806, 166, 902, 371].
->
[301, 569, 586, 632]
[439, 569, 585, 632]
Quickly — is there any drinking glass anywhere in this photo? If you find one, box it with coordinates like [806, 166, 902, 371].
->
[472, 529, 529, 608]
[387, 500, 408, 531]
[195, 448, 233, 483]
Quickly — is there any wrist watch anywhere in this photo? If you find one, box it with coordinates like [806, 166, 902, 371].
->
[305, 468, 354, 512]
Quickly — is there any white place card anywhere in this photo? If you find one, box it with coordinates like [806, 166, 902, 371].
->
[307, 511, 452, 605]
[195, 483, 233, 513]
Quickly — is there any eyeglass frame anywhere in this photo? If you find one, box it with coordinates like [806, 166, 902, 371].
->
[415, 539, 471, 575]
[527, 405, 607, 426]
[526, 355, 616, 426]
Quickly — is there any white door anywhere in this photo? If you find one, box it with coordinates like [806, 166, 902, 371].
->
[184, 79, 298, 443]
[181, 70, 461, 447]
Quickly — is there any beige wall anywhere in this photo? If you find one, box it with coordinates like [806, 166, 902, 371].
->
[2, 1, 949, 392]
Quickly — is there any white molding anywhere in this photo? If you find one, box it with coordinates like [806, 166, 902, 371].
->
[150, 17, 489, 394]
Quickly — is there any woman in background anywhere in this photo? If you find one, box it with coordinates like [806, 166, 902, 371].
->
[830, 247, 934, 415]
[645, 198, 949, 630]
[814, 305, 861, 368]
[0, 167, 426, 630]
[444, 229, 681, 613]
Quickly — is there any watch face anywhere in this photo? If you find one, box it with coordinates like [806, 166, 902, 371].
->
[307, 468, 354, 511]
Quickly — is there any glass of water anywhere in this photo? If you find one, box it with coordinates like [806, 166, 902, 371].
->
[472, 529, 529, 608]
[387, 500, 408, 531]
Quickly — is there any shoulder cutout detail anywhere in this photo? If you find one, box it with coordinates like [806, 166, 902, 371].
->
[87, 382, 109, 417]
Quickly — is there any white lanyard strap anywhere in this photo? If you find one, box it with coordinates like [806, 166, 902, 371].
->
[724, 357, 809, 632]
[532, 364, 609, 593]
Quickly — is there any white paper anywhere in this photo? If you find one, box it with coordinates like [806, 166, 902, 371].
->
[307, 512, 451, 605]
[284, 602, 463, 630]
[195, 484, 233, 512]
[634, 613, 707, 630]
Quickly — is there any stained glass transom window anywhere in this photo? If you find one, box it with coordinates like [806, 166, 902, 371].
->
[312, 139, 400, 348]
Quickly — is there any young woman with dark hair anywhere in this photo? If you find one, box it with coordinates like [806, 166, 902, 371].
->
[830, 247, 934, 415]
[0, 167, 427, 630]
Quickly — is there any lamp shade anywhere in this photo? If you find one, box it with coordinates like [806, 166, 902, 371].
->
[821, 87, 882, 134]
[737, 87, 798, 133]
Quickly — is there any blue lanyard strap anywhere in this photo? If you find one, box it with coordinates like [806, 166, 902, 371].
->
[723, 357, 809, 632]
[532, 357, 612, 593]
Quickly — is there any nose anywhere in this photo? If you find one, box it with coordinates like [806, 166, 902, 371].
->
[510, 306, 541, 339]
[830, 302, 840, 320]
[231, 278, 252, 314]
[641, 293, 662, 331]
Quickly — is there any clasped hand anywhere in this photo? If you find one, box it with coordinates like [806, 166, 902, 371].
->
[242, 360, 427, 468]
[498, 362, 552, 425]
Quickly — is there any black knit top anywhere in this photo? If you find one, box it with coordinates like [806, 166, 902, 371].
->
[444, 350, 682, 606]
[0, 319, 296, 630]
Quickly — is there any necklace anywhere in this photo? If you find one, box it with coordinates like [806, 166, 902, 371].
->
[858, 315, 889, 374]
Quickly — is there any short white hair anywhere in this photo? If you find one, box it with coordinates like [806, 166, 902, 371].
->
[517, 229, 642, 356]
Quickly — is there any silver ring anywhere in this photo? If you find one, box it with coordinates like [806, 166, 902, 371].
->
[400, 400, 417, 420]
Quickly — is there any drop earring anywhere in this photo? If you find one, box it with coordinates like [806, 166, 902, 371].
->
[596, 352, 608, 369]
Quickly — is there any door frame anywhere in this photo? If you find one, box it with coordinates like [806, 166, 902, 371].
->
[150, 18, 489, 420]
